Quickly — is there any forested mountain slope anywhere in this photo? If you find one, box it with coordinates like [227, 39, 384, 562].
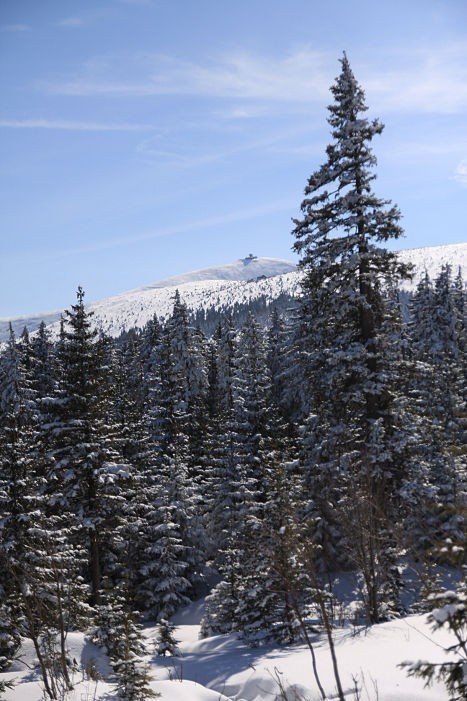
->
[1, 243, 465, 342]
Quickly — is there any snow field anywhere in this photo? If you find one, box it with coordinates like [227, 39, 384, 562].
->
[2, 600, 457, 701]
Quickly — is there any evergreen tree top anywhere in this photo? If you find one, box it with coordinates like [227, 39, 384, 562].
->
[292, 53, 409, 289]
[302, 52, 387, 200]
[328, 52, 371, 124]
[61, 287, 97, 343]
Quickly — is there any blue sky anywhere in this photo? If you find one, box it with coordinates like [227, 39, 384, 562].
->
[1, 0, 466, 317]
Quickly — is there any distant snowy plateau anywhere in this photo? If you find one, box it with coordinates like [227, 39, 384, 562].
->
[2, 243, 466, 342]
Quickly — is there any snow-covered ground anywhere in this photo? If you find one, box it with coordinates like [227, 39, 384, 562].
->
[1, 598, 457, 701]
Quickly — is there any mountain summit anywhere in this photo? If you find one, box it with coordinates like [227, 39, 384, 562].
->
[139, 256, 296, 290]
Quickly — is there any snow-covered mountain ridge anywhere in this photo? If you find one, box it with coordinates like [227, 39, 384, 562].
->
[398, 242, 466, 281]
[1, 243, 465, 341]
[1, 257, 297, 340]
[139, 254, 296, 289]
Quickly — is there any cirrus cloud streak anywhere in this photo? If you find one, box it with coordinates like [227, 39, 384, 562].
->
[39, 44, 467, 115]
[0, 118, 158, 131]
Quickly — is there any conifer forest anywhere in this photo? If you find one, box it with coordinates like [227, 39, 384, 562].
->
[0, 56, 465, 701]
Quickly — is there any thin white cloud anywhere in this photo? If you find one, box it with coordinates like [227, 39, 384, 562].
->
[215, 106, 266, 120]
[41, 49, 332, 101]
[56, 17, 85, 28]
[364, 44, 467, 114]
[40, 44, 467, 115]
[116, 0, 154, 5]
[453, 159, 467, 186]
[1, 24, 31, 32]
[0, 118, 158, 132]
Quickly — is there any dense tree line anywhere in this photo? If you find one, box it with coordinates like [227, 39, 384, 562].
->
[0, 55, 465, 700]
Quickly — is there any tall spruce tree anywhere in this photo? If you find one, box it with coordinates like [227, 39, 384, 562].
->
[41, 288, 129, 606]
[291, 53, 412, 623]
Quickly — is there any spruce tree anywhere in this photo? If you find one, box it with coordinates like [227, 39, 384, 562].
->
[41, 288, 129, 606]
[136, 297, 208, 619]
[91, 583, 157, 701]
[203, 315, 295, 642]
[154, 619, 179, 657]
[291, 53, 412, 623]
[202, 316, 238, 559]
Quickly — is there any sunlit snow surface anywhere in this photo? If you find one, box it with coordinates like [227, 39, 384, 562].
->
[1, 243, 465, 341]
[1, 598, 458, 701]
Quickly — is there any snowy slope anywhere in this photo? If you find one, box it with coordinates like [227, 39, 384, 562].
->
[83, 271, 300, 338]
[397, 242, 467, 287]
[140, 254, 296, 289]
[1, 243, 465, 342]
[1, 599, 458, 701]
[0, 257, 298, 341]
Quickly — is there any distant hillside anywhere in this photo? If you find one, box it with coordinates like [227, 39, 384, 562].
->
[1, 243, 465, 342]
[0, 257, 296, 341]
[397, 243, 466, 285]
